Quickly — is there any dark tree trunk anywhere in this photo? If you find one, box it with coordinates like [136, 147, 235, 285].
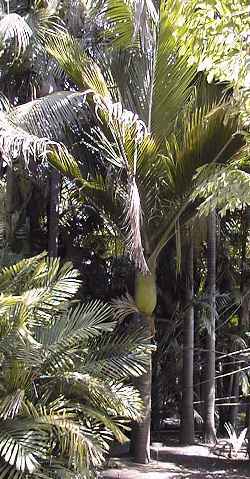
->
[48, 169, 60, 257]
[229, 364, 240, 429]
[204, 211, 217, 445]
[180, 229, 195, 444]
[240, 206, 250, 331]
[151, 349, 161, 434]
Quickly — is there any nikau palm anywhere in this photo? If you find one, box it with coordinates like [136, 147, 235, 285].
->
[0, 253, 152, 478]
[0, 0, 248, 464]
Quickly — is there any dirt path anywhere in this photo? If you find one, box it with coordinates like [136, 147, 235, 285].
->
[101, 444, 250, 479]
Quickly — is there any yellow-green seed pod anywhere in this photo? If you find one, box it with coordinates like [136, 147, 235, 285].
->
[135, 271, 157, 315]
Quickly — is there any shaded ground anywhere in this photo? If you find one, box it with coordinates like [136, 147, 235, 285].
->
[101, 443, 250, 479]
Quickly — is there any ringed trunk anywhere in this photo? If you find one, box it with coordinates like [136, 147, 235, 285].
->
[180, 230, 195, 444]
[204, 210, 217, 445]
[132, 269, 157, 464]
[48, 169, 60, 258]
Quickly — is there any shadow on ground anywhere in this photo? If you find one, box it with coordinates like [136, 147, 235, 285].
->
[101, 444, 250, 479]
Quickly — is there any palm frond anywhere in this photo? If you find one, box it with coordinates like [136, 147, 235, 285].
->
[193, 163, 250, 218]
[0, 4, 64, 65]
[112, 292, 139, 321]
[0, 13, 32, 61]
[103, 0, 158, 50]
[102, 0, 135, 49]
[46, 33, 111, 98]
[82, 99, 149, 272]
[7, 91, 86, 141]
[149, 0, 196, 138]
[0, 253, 47, 293]
[0, 390, 24, 420]
[83, 328, 153, 380]
[0, 113, 81, 177]
[0, 91, 91, 176]
[0, 255, 151, 477]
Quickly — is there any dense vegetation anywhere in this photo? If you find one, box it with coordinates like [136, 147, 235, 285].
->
[0, 0, 249, 477]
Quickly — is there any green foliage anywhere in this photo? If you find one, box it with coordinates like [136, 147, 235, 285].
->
[192, 162, 250, 218]
[0, 254, 151, 478]
[177, 0, 250, 87]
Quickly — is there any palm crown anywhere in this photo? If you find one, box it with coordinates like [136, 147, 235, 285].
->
[0, 0, 246, 277]
[0, 0, 248, 286]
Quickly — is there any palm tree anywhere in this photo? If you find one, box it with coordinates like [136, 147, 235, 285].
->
[0, 0, 247, 463]
[0, 252, 152, 478]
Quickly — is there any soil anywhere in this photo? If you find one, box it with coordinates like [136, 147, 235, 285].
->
[100, 442, 250, 479]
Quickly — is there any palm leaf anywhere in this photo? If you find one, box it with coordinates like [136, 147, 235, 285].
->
[0, 4, 64, 65]
[46, 33, 110, 98]
[149, 1, 196, 138]
[83, 328, 153, 380]
[102, 0, 135, 49]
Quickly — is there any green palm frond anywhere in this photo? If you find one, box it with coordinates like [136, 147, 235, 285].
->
[0, 428, 41, 474]
[85, 381, 143, 421]
[112, 292, 139, 321]
[0, 254, 151, 477]
[149, 1, 196, 138]
[0, 253, 47, 293]
[193, 162, 250, 218]
[103, 0, 158, 50]
[46, 33, 111, 98]
[102, 0, 135, 49]
[31, 301, 113, 373]
[0, 390, 24, 420]
[58, 374, 143, 422]
[83, 328, 153, 380]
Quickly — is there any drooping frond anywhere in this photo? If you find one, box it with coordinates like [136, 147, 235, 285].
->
[82, 99, 150, 272]
[46, 33, 111, 98]
[0, 13, 33, 61]
[83, 327, 153, 380]
[0, 91, 90, 176]
[0, 4, 64, 65]
[7, 91, 88, 142]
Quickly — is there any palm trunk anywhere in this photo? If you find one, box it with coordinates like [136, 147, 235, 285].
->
[180, 229, 195, 444]
[204, 210, 217, 445]
[132, 325, 152, 464]
[5, 166, 14, 248]
[48, 169, 60, 257]
[229, 364, 240, 429]
[131, 270, 157, 464]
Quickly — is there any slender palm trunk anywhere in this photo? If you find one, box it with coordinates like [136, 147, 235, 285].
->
[180, 230, 195, 444]
[5, 166, 14, 247]
[204, 210, 217, 444]
[131, 270, 157, 464]
[229, 364, 240, 429]
[133, 323, 152, 463]
[48, 169, 60, 257]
